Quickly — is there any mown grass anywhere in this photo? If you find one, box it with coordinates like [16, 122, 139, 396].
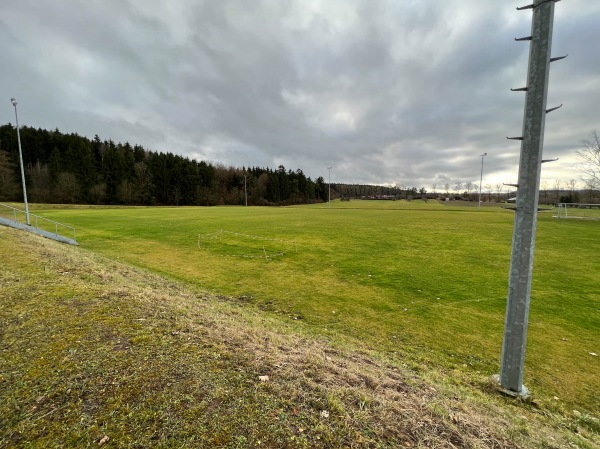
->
[20, 202, 600, 417]
[1, 225, 599, 448]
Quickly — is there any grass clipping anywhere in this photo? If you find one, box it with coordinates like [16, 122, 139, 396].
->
[0, 226, 596, 449]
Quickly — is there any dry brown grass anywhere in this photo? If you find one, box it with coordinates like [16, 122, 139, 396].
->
[1, 226, 597, 448]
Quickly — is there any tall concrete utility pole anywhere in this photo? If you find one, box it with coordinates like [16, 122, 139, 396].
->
[500, 0, 564, 395]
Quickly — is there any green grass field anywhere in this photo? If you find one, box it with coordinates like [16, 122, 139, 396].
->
[32, 200, 600, 416]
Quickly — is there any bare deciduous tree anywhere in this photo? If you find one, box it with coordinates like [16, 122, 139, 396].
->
[584, 180, 597, 202]
[566, 179, 579, 203]
[554, 179, 562, 202]
[54, 172, 80, 204]
[465, 181, 473, 199]
[577, 131, 600, 190]
[485, 184, 493, 202]
[495, 183, 504, 202]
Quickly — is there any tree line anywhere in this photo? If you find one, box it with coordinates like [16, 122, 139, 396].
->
[0, 124, 329, 206]
[3, 124, 597, 206]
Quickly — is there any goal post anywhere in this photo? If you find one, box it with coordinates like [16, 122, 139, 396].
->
[553, 203, 600, 220]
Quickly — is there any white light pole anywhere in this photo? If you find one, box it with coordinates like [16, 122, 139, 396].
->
[478, 153, 487, 211]
[327, 166, 332, 208]
[11, 98, 30, 225]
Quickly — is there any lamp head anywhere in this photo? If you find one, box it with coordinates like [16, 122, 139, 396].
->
[11, 98, 17, 106]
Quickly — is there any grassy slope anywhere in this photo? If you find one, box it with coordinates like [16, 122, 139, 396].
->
[34, 201, 599, 416]
[1, 225, 599, 448]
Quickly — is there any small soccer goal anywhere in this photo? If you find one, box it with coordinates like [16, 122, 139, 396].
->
[554, 203, 600, 220]
[197, 229, 297, 260]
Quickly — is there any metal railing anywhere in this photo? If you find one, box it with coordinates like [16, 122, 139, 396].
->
[0, 203, 77, 243]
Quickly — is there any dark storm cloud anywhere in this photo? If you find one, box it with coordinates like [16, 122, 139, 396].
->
[2, 0, 599, 189]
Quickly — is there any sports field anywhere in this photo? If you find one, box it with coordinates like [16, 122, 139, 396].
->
[35, 200, 600, 415]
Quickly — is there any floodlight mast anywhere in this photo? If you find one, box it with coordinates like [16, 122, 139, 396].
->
[327, 166, 332, 208]
[500, 0, 561, 396]
[10, 98, 30, 226]
[478, 153, 487, 211]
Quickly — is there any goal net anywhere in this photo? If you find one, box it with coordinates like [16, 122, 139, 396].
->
[197, 229, 297, 260]
[554, 203, 600, 220]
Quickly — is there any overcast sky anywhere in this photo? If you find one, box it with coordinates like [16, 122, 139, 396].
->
[2, 0, 599, 189]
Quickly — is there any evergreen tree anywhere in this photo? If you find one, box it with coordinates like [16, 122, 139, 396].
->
[0, 150, 19, 201]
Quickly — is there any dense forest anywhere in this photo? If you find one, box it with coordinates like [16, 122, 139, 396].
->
[0, 124, 429, 206]
[0, 124, 332, 206]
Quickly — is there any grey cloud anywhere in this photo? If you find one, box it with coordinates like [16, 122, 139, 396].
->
[1, 0, 598, 189]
